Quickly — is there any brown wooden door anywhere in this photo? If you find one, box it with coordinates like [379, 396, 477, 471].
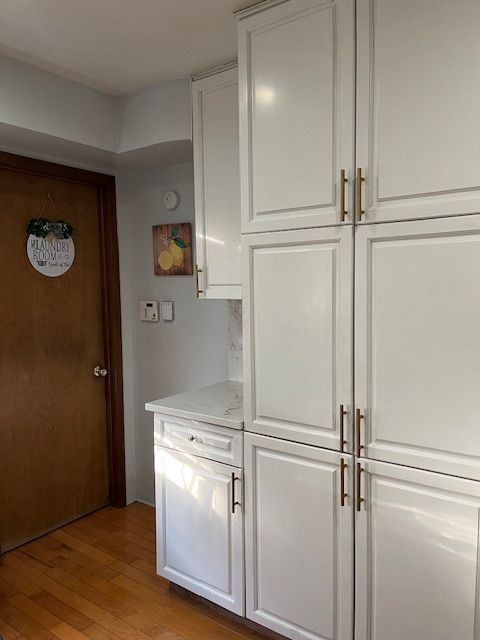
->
[0, 155, 124, 552]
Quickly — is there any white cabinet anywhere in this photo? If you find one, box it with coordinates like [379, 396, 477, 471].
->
[238, 0, 480, 228]
[192, 67, 241, 298]
[356, 459, 480, 640]
[243, 226, 353, 450]
[356, 0, 480, 223]
[154, 446, 244, 614]
[245, 433, 353, 640]
[355, 215, 480, 479]
[237, 0, 355, 232]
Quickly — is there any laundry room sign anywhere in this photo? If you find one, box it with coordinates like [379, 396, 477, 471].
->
[26, 194, 75, 277]
[27, 233, 75, 277]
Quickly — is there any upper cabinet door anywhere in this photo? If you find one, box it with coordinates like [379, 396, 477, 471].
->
[355, 215, 480, 479]
[238, 0, 355, 232]
[243, 226, 353, 450]
[193, 67, 241, 299]
[356, 0, 480, 223]
[356, 460, 480, 640]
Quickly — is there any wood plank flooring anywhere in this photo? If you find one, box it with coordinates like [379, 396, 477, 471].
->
[0, 503, 267, 640]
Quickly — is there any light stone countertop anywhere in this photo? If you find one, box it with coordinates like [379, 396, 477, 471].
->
[145, 380, 243, 429]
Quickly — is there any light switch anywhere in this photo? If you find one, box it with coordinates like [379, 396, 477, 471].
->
[139, 300, 158, 322]
[161, 301, 174, 321]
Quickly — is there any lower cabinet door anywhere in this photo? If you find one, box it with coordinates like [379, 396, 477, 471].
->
[154, 446, 244, 614]
[245, 433, 353, 640]
[355, 459, 480, 640]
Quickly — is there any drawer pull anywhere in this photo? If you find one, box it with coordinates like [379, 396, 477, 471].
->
[188, 434, 202, 444]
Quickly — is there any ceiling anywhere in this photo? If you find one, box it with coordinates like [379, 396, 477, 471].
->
[0, 0, 258, 95]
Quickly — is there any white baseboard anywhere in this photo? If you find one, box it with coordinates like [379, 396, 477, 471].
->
[132, 498, 155, 508]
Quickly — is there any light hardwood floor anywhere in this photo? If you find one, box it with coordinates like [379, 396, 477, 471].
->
[0, 503, 267, 640]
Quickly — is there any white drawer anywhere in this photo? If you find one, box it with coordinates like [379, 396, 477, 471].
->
[153, 413, 243, 467]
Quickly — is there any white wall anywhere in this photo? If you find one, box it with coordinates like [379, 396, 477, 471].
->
[0, 54, 192, 164]
[116, 79, 191, 153]
[116, 162, 229, 504]
[0, 56, 118, 151]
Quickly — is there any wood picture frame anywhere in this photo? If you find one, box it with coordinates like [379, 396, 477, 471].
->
[153, 222, 193, 276]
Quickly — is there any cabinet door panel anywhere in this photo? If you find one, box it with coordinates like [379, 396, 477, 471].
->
[243, 226, 353, 450]
[355, 216, 480, 479]
[238, 0, 355, 231]
[245, 433, 353, 640]
[193, 67, 241, 298]
[356, 460, 480, 640]
[357, 0, 480, 222]
[154, 447, 244, 614]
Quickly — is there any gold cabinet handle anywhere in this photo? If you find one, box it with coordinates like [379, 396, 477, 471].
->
[339, 404, 348, 452]
[355, 408, 364, 457]
[356, 168, 365, 221]
[340, 169, 348, 222]
[231, 473, 241, 513]
[195, 264, 204, 298]
[356, 463, 365, 511]
[340, 458, 348, 506]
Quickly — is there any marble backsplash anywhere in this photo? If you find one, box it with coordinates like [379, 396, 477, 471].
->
[227, 300, 243, 381]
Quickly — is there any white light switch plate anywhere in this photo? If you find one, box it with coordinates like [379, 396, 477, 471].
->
[161, 301, 174, 321]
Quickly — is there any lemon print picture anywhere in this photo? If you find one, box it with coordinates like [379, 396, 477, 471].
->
[152, 223, 193, 276]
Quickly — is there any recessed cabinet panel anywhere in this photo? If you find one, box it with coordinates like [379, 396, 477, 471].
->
[245, 433, 353, 640]
[356, 0, 480, 222]
[154, 447, 244, 614]
[243, 227, 353, 450]
[355, 216, 480, 478]
[238, 0, 355, 231]
[356, 460, 480, 640]
[193, 68, 241, 298]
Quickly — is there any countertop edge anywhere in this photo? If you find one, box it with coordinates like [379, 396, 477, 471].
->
[144, 402, 244, 430]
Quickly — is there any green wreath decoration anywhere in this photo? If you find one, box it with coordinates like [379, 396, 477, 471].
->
[27, 218, 73, 239]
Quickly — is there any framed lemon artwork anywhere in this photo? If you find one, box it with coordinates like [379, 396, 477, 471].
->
[152, 223, 193, 276]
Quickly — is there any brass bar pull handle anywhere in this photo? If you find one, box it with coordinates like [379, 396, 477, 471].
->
[340, 458, 348, 506]
[339, 404, 348, 452]
[231, 473, 241, 513]
[356, 168, 365, 221]
[356, 463, 365, 511]
[340, 169, 348, 222]
[355, 408, 364, 457]
[195, 265, 204, 298]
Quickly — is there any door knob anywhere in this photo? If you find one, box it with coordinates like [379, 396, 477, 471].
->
[93, 365, 108, 377]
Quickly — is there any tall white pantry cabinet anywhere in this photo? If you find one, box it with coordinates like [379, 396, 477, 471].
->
[237, 0, 480, 640]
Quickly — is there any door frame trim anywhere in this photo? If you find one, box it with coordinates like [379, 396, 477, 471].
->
[0, 151, 126, 507]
